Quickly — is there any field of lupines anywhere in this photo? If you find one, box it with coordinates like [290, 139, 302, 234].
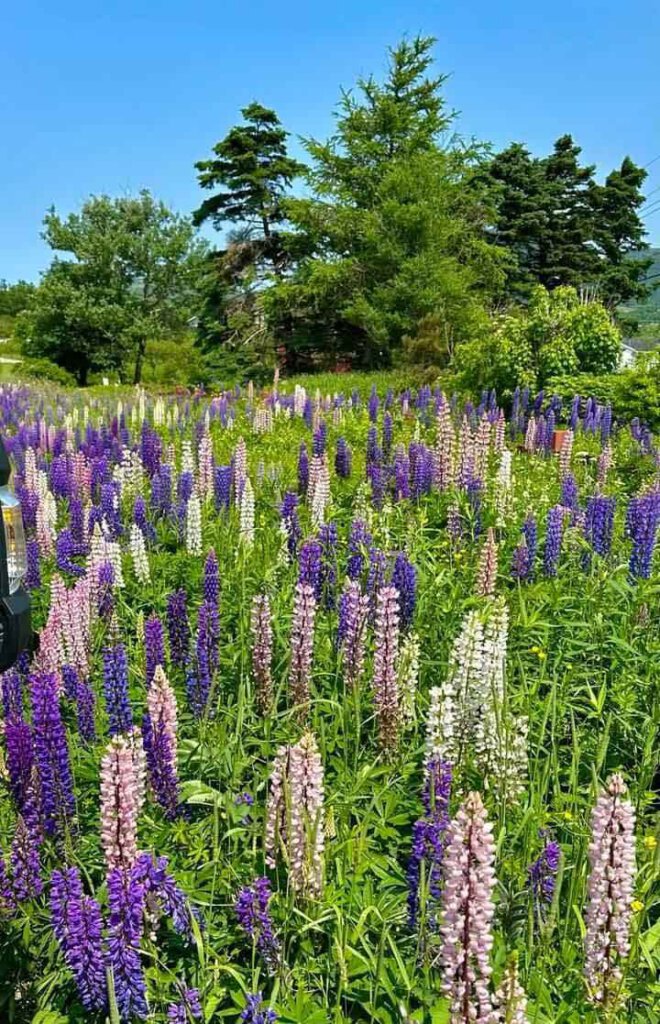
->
[0, 377, 659, 1024]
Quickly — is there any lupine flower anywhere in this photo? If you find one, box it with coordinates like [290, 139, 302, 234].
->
[494, 956, 529, 1024]
[167, 589, 191, 669]
[280, 491, 301, 561]
[100, 732, 146, 872]
[297, 443, 309, 496]
[76, 676, 97, 744]
[4, 716, 34, 810]
[31, 670, 76, 835]
[543, 505, 566, 577]
[475, 528, 498, 597]
[309, 454, 330, 527]
[25, 538, 41, 590]
[239, 477, 255, 545]
[335, 437, 352, 478]
[103, 642, 133, 735]
[250, 594, 273, 713]
[56, 528, 85, 576]
[440, 791, 497, 1023]
[626, 491, 660, 579]
[398, 630, 420, 724]
[5, 813, 42, 903]
[106, 864, 148, 1020]
[407, 759, 452, 931]
[214, 464, 232, 511]
[129, 523, 151, 583]
[584, 495, 616, 559]
[527, 830, 561, 918]
[1, 666, 23, 719]
[265, 732, 325, 897]
[143, 665, 180, 819]
[185, 492, 203, 554]
[167, 988, 202, 1023]
[97, 560, 115, 618]
[50, 866, 106, 1011]
[235, 876, 279, 969]
[584, 774, 636, 1009]
[347, 519, 372, 580]
[298, 539, 322, 602]
[372, 586, 400, 752]
[318, 521, 338, 609]
[289, 583, 316, 712]
[145, 613, 165, 687]
[338, 580, 369, 690]
[391, 552, 416, 630]
[241, 993, 277, 1024]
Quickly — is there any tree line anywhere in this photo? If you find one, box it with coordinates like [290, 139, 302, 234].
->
[8, 36, 653, 386]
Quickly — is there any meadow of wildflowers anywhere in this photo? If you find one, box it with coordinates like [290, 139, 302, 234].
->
[0, 377, 658, 1023]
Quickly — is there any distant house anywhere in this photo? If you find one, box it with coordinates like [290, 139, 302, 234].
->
[619, 337, 658, 369]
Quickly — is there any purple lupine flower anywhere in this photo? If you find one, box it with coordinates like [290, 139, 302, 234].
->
[600, 405, 612, 443]
[318, 521, 338, 610]
[366, 547, 388, 618]
[50, 866, 107, 1011]
[528, 830, 561, 915]
[102, 643, 133, 736]
[203, 548, 220, 608]
[289, 582, 316, 711]
[241, 993, 278, 1024]
[407, 759, 452, 930]
[372, 586, 400, 752]
[522, 516, 537, 562]
[10, 814, 43, 902]
[543, 505, 566, 577]
[280, 491, 301, 560]
[391, 552, 416, 631]
[1, 666, 23, 719]
[366, 426, 381, 466]
[145, 613, 165, 686]
[338, 581, 369, 689]
[347, 519, 372, 581]
[393, 445, 410, 500]
[69, 496, 86, 545]
[466, 476, 483, 537]
[334, 437, 351, 478]
[61, 663, 79, 701]
[142, 712, 179, 820]
[368, 462, 385, 509]
[214, 464, 232, 511]
[5, 717, 33, 810]
[368, 385, 379, 423]
[560, 474, 579, 514]
[312, 421, 327, 456]
[298, 540, 322, 603]
[76, 677, 97, 744]
[235, 876, 279, 969]
[298, 443, 309, 496]
[106, 865, 148, 1020]
[56, 528, 85, 577]
[382, 411, 393, 459]
[167, 589, 191, 669]
[167, 989, 202, 1023]
[570, 395, 580, 431]
[101, 482, 123, 538]
[132, 852, 196, 940]
[626, 491, 660, 579]
[584, 495, 616, 558]
[25, 538, 41, 590]
[151, 464, 173, 516]
[97, 561, 115, 619]
[30, 671, 75, 835]
[133, 496, 156, 544]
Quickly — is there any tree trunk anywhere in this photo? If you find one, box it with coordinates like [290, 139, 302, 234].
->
[133, 338, 146, 385]
[77, 364, 89, 387]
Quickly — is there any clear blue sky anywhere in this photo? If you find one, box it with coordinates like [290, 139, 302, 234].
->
[2, 1, 659, 281]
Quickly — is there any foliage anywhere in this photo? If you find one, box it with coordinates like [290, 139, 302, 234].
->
[0, 280, 35, 318]
[484, 138, 652, 305]
[453, 285, 622, 398]
[549, 353, 660, 428]
[17, 192, 206, 385]
[18, 356, 77, 387]
[140, 337, 211, 389]
[266, 36, 507, 370]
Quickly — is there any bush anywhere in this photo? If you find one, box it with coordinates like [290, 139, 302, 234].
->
[18, 357, 76, 387]
[548, 353, 660, 428]
[140, 337, 211, 388]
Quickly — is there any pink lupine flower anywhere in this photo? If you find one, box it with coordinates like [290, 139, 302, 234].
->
[289, 582, 316, 714]
[250, 594, 273, 713]
[435, 403, 456, 491]
[584, 773, 636, 1010]
[440, 791, 497, 1023]
[558, 429, 574, 478]
[264, 733, 325, 898]
[474, 415, 491, 480]
[100, 733, 146, 872]
[147, 665, 178, 763]
[494, 410, 506, 454]
[476, 528, 498, 597]
[372, 585, 400, 752]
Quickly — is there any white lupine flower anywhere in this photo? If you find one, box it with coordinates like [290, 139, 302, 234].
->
[494, 957, 529, 1023]
[309, 455, 330, 528]
[294, 385, 307, 416]
[153, 397, 165, 426]
[239, 477, 255, 545]
[494, 449, 513, 526]
[253, 407, 273, 434]
[129, 523, 150, 584]
[181, 439, 195, 476]
[107, 539, 125, 588]
[198, 430, 214, 499]
[185, 493, 202, 555]
[398, 631, 420, 725]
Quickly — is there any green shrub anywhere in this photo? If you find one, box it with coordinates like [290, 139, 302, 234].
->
[548, 354, 660, 428]
[18, 357, 76, 387]
[140, 337, 211, 388]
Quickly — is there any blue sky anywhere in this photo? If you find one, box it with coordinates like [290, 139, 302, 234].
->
[2, 1, 659, 281]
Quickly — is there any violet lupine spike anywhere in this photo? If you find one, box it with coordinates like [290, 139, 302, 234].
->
[1, 666, 23, 718]
[145, 613, 165, 687]
[131, 851, 197, 940]
[168, 988, 202, 1024]
[235, 875, 280, 969]
[241, 993, 278, 1024]
[334, 436, 352, 479]
[167, 588, 191, 669]
[102, 643, 133, 736]
[106, 865, 149, 1021]
[30, 670, 76, 836]
[391, 552, 416, 630]
[527, 829, 561, 919]
[584, 774, 636, 1010]
[298, 540, 322, 603]
[584, 495, 616, 559]
[97, 560, 115, 619]
[289, 582, 316, 713]
[475, 528, 498, 597]
[347, 519, 372, 581]
[297, 443, 309, 496]
[203, 547, 220, 608]
[440, 791, 497, 1023]
[250, 593, 274, 713]
[543, 505, 566, 578]
[280, 491, 301, 560]
[318, 521, 338, 610]
[143, 665, 180, 819]
[626, 491, 660, 579]
[5, 716, 34, 811]
[338, 580, 370, 690]
[76, 677, 97, 744]
[49, 866, 107, 1012]
[407, 759, 452, 932]
[372, 586, 401, 752]
[9, 814, 43, 903]
[25, 538, 41, 590]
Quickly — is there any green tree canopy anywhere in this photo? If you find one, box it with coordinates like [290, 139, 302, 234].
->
[18, 192, 205, 384]
[266, 36, 507, 370]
